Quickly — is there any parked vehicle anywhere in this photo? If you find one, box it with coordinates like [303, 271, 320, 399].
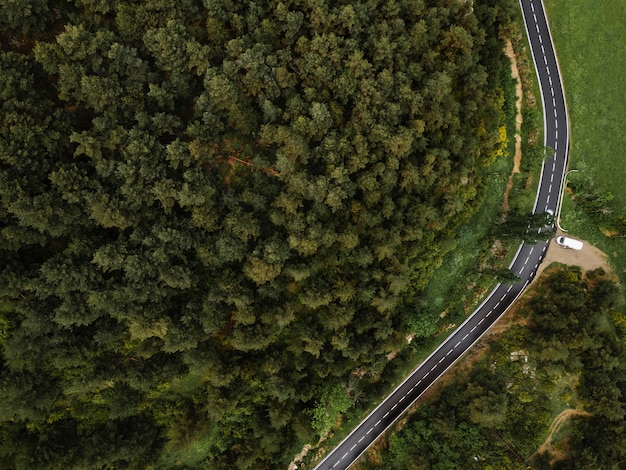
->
[556, 236, 583, 250]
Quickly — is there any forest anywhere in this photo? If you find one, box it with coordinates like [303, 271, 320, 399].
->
[1, 0, 517, 468]
[358, 266, 626, 469]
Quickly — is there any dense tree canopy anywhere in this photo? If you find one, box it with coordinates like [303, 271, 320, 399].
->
[1, 0, 516, 467]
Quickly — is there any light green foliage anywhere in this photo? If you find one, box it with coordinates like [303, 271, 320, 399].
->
[310, 383, 353, 437]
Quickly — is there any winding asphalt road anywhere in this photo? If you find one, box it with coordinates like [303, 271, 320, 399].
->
[314, 0, 569, 468]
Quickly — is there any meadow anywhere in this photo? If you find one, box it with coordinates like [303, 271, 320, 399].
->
[543, 0, 626, 282]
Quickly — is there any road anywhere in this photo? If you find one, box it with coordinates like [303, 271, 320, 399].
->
[314, 0, 569, 468]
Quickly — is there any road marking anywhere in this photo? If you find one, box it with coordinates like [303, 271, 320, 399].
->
[548, 75, 553, 86]
[334, 460, 341, 468]
[424, 372, 430, 378]
[520, 265, 525, 273]
[550, 173, 554, 182]
[478, 318, 484, 325]
[431, 365, 438, 371]
[546, 194, 551, 204]
[554, 108, 558, 117]
[507, 285, 513, 292]
[531, 2, 535, 12]
[366, 428, 373, 435]
[556, 130, 558, 140]
[383, 412, 390, 419]
[455, 341, 462, 348]
[439, 357, 445, 364]
[536, 23, 540, 33]
[552, 97, 556, 106]
[350, 444, 357, 451]
[375, 420, 382, 427]
[408, 387, 413, 394]
[555, 119, 558, 129]
[494, 302, 500, 309]
[534, 13, 538, 23]
[543, 55, 548, 65]
[358, 436, 365, 443]
[529, 246, 534, 255]
[555, 141, 558, 150]
[486, 311, 492, 317]
[525, 256, 530, 264]
[391, 403, 398, 410]
[539, 34, 543, 44]
[546, 67, 550, 76]
[552, 161, 556, 171]
[541, 44, 545, 54]
[399, 395, 406, 403]
[447, 349, 454, 356]
[471, 326, 477, 332]
[549, 184, 552, 193]
[417, 380, 422, 385]
[535, 263, 539, 269]
[463, 334, 469, 341]
[500, 294, 506, 301]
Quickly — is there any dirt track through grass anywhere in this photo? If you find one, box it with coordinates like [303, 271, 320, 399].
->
[532, 408, 592, 460]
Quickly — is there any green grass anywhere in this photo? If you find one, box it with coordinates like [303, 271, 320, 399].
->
[421, 154, 511, 315]
[543, 0, 626, 282]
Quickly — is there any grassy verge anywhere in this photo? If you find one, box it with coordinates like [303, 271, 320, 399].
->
[543, 0, 626, 283]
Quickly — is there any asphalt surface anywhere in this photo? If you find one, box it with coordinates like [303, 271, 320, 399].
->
[314, 1, 569, 468]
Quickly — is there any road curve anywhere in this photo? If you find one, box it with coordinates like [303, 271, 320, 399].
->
[314, 1, 569, 469]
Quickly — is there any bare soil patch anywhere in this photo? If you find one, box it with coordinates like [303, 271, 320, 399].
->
[503, 40, 524, 210]
[535, 231, 613, 281]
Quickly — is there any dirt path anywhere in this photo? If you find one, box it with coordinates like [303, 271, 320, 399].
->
[532, 408, 592, 460]
[503, 40, 524, 210]
[288, 444, 312, 470]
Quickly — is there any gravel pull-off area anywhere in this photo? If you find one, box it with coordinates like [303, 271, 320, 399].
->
[536, 232, 613, 279]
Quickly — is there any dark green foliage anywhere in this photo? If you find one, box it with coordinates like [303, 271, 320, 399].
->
[492, 210, 555, 243]
[1, 0, 516, 467]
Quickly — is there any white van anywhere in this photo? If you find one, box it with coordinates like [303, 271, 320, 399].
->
[556, 236, 583, 250]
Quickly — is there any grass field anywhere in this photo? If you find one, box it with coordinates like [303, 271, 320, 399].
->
[543, 0, 626, 282]
[544, 0, 626, 206]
